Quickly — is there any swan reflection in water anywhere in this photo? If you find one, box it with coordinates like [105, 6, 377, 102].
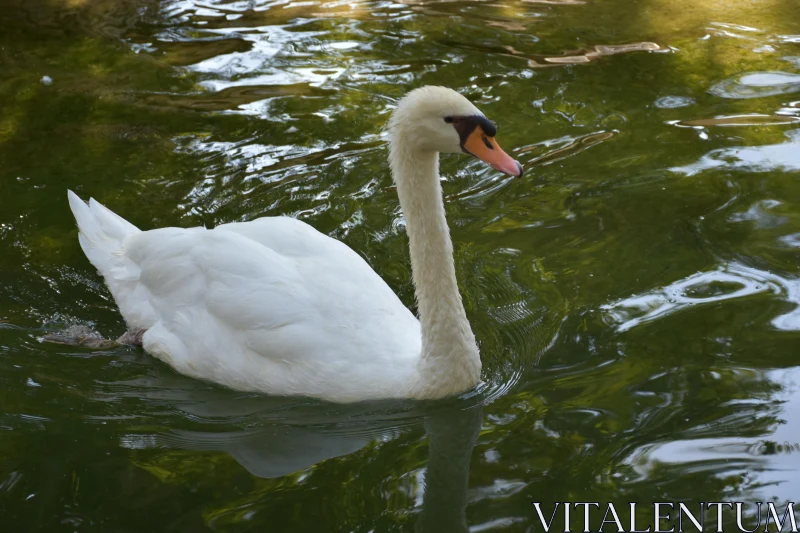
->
[117, 376, 482, 531]
[415, 405, 482, 533]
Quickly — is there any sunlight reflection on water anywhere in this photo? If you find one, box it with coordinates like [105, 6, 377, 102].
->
[602, 262, 800, 332]
[671, 128, 800, 175]
[710, 71, 800, 99]
[626, 366, 800, 501]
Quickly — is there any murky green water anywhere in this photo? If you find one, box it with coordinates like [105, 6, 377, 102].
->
[2, 0, 800, 530]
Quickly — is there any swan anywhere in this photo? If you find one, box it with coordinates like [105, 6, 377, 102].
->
[66, 86, 523, 403]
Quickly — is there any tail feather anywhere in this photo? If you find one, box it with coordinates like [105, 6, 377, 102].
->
[67, 191, 152, 327]
[67, 190, 140, 271]
[68, 190, 139, 241]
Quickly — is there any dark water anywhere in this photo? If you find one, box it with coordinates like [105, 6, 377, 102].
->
[1, 0, 800, 531]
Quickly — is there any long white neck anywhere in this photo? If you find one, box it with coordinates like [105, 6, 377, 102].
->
[389, 131, 481, 397]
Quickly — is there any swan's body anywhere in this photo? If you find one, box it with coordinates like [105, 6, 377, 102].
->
[67, 86, 522, 403]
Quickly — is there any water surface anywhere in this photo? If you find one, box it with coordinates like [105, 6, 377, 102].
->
[1, 0, 800, 530]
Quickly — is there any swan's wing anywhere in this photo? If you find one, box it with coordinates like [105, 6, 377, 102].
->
[122, 219, 419, 379]
[215, 216, 339, 258]
[125, 225, 317, 332]
[214, 217, 419, 334]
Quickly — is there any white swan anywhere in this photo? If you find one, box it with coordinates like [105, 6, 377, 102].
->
[67, 86, 523, 403]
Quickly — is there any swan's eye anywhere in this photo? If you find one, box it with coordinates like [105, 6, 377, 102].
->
[443, 116, 454, 123]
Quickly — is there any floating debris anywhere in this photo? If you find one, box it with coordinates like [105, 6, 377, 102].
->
[541, 43, 661, 65]
[441, 40, 662, 68]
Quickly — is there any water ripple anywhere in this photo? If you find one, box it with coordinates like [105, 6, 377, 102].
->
[671, 128, 800, 175]
[655, 95, 695, 109]
[669, 114, 800, 128]
[517, 130, 617, 166]
[710, 71, 800, 99]
[601, 262, 800, 333]
[625, 366, 800, 501]
[3, 0, 800, 528]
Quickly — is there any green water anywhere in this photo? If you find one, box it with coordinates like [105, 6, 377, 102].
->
[2, 0, 800, 530]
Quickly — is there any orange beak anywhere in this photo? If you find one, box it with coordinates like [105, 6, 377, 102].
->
[462, 127, 523, 178]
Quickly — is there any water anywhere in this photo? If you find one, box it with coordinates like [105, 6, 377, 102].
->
[1, 0, 799, 530]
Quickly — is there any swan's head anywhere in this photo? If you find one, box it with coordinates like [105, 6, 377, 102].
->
[390, 86, 523, 177]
